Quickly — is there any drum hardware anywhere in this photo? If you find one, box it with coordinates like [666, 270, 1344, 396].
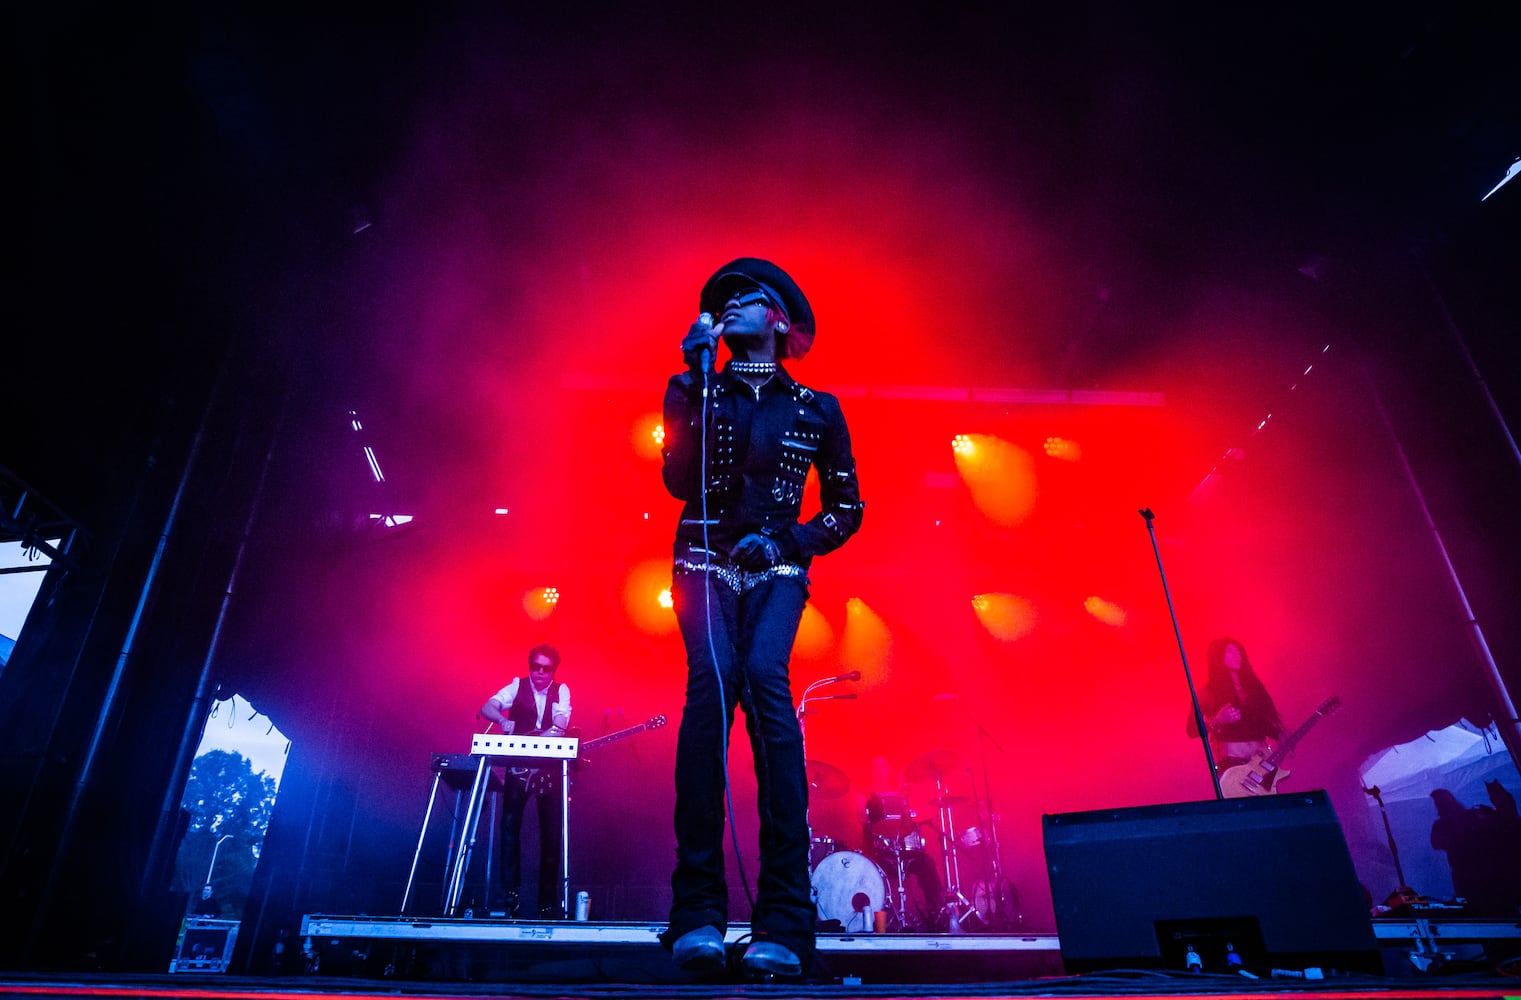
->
[804, 759, 850, 799]
[968, 717, 1015, 929]
[809, 836, 839, 868]
[906, 749, 982, 932]
[903, 748, 959, 784]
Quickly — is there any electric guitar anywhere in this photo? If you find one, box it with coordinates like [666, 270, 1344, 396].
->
[1218, 696, 1340, 798]
[510, 714, 667, 795]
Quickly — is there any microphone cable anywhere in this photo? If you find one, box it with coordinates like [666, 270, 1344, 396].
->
[697, 348, 759, 916]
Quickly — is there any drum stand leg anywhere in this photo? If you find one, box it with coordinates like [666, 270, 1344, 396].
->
[890, 850, 911, 930]
[933, 778, 980, 932]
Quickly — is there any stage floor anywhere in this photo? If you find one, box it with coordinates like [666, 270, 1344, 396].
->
[3, 969, 1521, 1000]
[1, 916, 1515, 1000]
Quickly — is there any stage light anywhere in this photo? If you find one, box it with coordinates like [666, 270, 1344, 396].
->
[972, 592, 1037, 642]
[494, 507, 510, 515]
[367, 513, 414, 527]
[951, 434, 975, 456]
[523, 586, 559, 621]
[841, 597, 891, 683]
[625, 558, 677, 634]
[1084, 596, 1127, 627]
[1043, 436, 1082, 462]
[953, 433, 1037, 526]
[632, 414, 665, 460]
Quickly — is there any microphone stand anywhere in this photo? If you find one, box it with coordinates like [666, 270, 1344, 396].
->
[1140, 508, 1223, 800]
[796, 676, 857, 853]
[971, 718, 1012, 928]
[1364, 784, 1416, 898]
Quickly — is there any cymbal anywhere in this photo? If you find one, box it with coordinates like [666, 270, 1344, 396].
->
[805, 759, 850, 799]
[904, 748, 959, 783]
[928, 795, 973, 809]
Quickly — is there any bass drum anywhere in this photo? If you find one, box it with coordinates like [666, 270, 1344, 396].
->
[810, 850, 886, 933]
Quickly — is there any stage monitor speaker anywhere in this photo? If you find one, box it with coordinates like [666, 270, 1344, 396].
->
[1043, 791, 1379, 975]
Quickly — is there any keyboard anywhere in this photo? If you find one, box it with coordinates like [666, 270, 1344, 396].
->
[469, 733, 579, 761]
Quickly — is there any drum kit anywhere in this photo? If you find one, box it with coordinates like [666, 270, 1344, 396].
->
[797, 673, 1015, 933]
[806, 747, 1000, 932]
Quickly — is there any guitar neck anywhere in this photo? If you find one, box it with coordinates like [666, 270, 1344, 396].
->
[1265, 702, 1337, 767]
[582, 719, 660, 753]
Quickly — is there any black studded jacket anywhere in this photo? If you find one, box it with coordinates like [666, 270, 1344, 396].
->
[662, 364, 864, 570]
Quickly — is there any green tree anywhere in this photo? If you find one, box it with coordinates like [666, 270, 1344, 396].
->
[173, 749, 278, 918]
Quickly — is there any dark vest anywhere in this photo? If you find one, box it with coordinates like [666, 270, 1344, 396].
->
[508, 676, 562, 733]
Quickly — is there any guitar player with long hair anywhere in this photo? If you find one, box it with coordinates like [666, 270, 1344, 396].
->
[1186, 637, 1285, 772]
[480, 643, 572, 918]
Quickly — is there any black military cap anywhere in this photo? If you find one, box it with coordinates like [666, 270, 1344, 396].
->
[699, 257, 816, 359]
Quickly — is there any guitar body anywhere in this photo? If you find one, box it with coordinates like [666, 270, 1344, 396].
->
[1219, 755, 1291, 798]
[1214, 696, 1339, 800]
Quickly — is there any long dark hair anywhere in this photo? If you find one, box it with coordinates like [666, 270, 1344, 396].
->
[1203, 636, 1273, 710]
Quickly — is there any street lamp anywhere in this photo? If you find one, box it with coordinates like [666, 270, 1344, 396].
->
[204, 833, 233, 887]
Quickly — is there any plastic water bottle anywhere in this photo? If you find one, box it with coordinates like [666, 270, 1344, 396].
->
[1185, 944, 1202, 973]
[1226, 942, 1243, 969]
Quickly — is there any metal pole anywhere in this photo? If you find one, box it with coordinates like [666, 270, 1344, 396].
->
[1140, 508, 1224, 799]
[559, 759, 570, 919]
[1361, 360, 1521, 774]
[31, 360, 228, 948]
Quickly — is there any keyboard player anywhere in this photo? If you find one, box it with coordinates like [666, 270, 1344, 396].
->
[479, 643, 572, 918]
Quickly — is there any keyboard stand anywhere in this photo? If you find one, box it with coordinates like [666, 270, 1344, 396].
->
[400, 753, 500, 916]
[443, 735, 578, 918]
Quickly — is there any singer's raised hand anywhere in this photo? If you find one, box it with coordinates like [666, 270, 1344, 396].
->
[681, 316, 722, 373]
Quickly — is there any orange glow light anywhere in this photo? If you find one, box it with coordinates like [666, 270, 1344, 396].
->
[840, 597, 891, 684]
[624, 558, 677, 634]
[632, 413, 666, 459]
[792, 602, 835, 660]
[1043, 436, 1082, 461]
[953, 433, 1037, 526]
[972, 592, 1037, 641]
[1084, 595, 1127, 627]
[523, 586, 559, 621]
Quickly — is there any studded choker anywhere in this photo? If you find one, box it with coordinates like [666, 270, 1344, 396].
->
[728, 361, 778, 375]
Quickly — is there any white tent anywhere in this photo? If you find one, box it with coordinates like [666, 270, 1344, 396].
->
[1353, 719, 1520, 902]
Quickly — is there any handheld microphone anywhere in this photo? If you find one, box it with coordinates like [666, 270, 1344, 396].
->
[697, 312, 715, 373]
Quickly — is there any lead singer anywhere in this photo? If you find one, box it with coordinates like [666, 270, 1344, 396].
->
[658, 259, 864, 977]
